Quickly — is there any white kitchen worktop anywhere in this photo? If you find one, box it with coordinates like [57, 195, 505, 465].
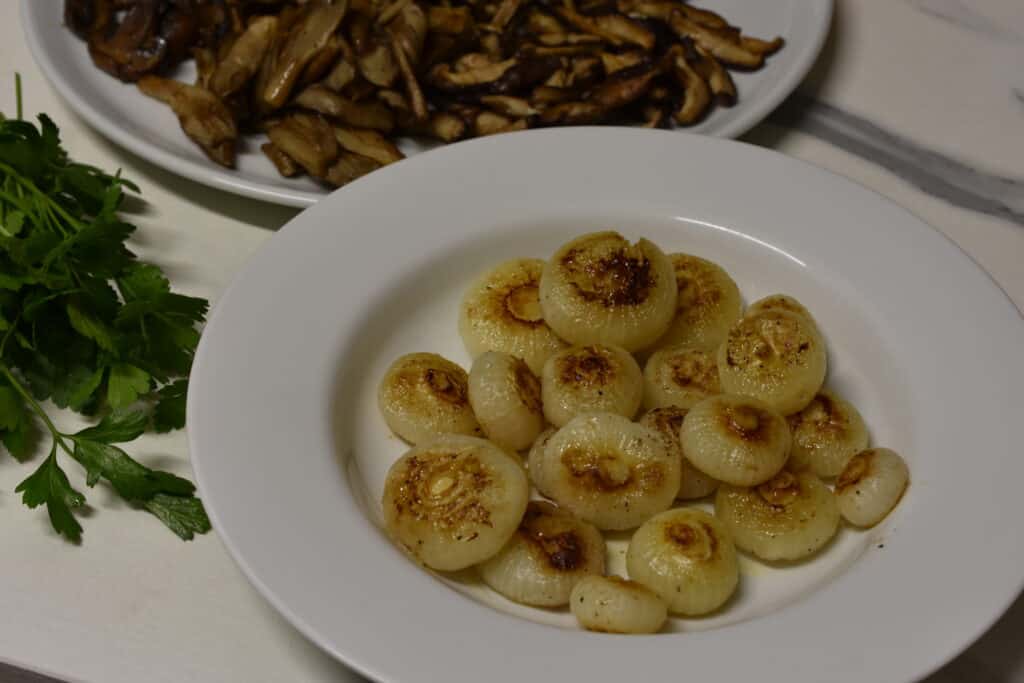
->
[1, 1, 1022, 681]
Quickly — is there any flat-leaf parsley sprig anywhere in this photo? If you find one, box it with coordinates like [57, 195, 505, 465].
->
[0, 76, 210, 542]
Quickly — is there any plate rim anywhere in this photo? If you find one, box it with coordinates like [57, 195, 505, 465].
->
[21, 0, 833, 208]
[187, 127, 1024, 683]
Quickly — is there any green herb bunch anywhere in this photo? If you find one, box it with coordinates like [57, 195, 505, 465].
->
[0, 78, 210, 542]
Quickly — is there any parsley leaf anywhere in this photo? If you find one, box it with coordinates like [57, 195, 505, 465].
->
[153, 379, 188, 433]
[107, 363, 150, 409]
[15, 450, 85, 542]
[144, 494, 211, 541]
[74, 410, 148, 444]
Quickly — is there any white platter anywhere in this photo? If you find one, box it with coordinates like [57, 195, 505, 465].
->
[23, 0, 832, 207]
[188, 128, 1024, 683]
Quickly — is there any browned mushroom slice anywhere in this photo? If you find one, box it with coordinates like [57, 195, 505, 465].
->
[530, 85, 576, 105]
[647, 83, 670, 101]
[159, 1, 198, 69]
[480, 33, 503, 59]
[480, 95, 537, 117]
[599, 50, 646, 74]
[342, 76, 379, 102]
[403, 111, 467, 142]
[615, 0, 671, 21]
[429, 58, 516, 90]
[669, 50, 711, 124]
[529, 45, 600, 57]
[555, 6, 655, 49]
[676, 4, 730, 29]
[261, 142, 302, 177]
[538, 100, 604, 125]
[590, 63, 659, 109]
[455, 52, 498, 72]
[266, 112, 339, 179]
[489, 0, 523, 31]
[334, 127, 405, 165]
[497, 118, 529, 133]
[641, 103, 670, 128]
[377, 0, 412, 25]
[427, 6, 475, 34]
[527, 9, 565, 35]
[490, 52, 563, 95]
[667, 13, 763, 68]
[740, 35, 785, 56]
[377, 88, 410, 111]
[263, 0, 348, 109]
[390, 2, 428, 61]
[302, 35, 347, 87]
[87, 0, 167, 82]
[324, 59, 358, 91]
[359, 31, 400, 87]
[568, 56, 603, 88]
[325, 152, 383, 187]
[537, 33, 603, 46]
[193, 47, 217, 90]
[137, 76, 238, 167]
[294, 85, 396, 131]
[691, 45, 736, 106]
[473, 110, 513, 136]
[391, 37, 429, 120]
[210, 15, 278, 98]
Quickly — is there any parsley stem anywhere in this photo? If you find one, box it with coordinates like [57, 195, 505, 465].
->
[0, 160, 86, 232]
[0, 362, 74, 456]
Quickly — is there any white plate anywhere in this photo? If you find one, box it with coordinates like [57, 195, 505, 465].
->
[23, 0, 831, 207]
[188, 128, 1024, 683]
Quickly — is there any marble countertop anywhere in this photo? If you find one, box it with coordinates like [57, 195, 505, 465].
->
[1, 1, 1022, 681]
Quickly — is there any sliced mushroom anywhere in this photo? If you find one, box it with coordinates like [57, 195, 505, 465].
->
[489, 0, 523, 31]
[537, 32, 603, 46]
[473, 110, 513, 135]
[294, 84, 396, 131]
[741, 35, 785, 56]
[210, 15, 278, 98]
[266, 112, 339, 178]
[691, 45, 736, 106]
[325, 151, 383, 187]
[359, 31, 400, 86]
[377, 88, 410, 110]
[590, 63, 658, 109]
[137, 75, 238, 167]
[402, 111, 467, 142]
[323, 58, 358, 91]
[641, 103, 670, 128]
[390, 2, 428, 62]
[302, 34, 347, 87]
[193, 47, 217, 89]
[600, 50, 646, 74]
[669, 49, 710, 124]
[391, 36, 428, 120]
[334, 127, 405, 164]
[261, 142, 302, 177]
[676, 3, 729, 29]
[87, 0, 167, 82]
[479, 95, 538, 117]
[377, 0, 412, 26]
[538, 100, 604, 125]
[527, 10, 565, 35]
[430, 58, 517, 90]
[555, 6, 655, 49]
[263, 0, 348, 108]
[666, 12, 763, 69]
[427, 6, 475, 34]
[530, 85, 576, 105]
